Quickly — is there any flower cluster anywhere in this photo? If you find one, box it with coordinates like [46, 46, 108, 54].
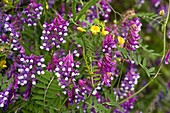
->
[66, 78, 102, 112]
[15, 53, 45, 86]
[98, 53, 118, 87]
[121, 17, 142, 50]
[114, 64, 140, 99]
[102, 34, 117, 54]
[0, 83, 18, 108]
[51, 52, 80, 92]
[40, 15, 69, 51]
[113, 93, 136, 113]
[22, 0, 43, 26]
[4, 14, 23, 39]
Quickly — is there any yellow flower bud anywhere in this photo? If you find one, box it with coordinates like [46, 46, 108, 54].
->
[77, 27, 86, 32]
[118, 36, 125, 45]
[0, 60, 7, 69]
[159, 10, 164, 16]
[113, 20, 117, 24]
[45, 2, 49, 9]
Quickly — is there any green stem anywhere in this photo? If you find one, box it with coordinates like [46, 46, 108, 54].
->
[43, 76, 55, 106]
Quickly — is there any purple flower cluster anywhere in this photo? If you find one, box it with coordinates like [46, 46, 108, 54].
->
[114, 64, 140, 99]
[99, 0, 112, 22]
[40, 15, 69, 51]
[121, 17, 142, 50]
[98, 53, 118, 87]
[66, 78, 102, 112]
[0, 83, 18, 108]
[113, 93, 136, 113]
[0, 34, 9, 44]
[15, 53, 45, 86]
[50, 52, 80, 92]
[4, 14, 23, 39]
[22, 0, 43, 26]
[102, 34, 117, 54]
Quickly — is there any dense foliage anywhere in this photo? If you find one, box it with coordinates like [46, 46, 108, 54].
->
[0, 0, 170, 113]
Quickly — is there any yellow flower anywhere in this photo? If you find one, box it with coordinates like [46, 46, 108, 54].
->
[0, 60, 7, 69]
[118, 36, 125, 45]
[77, 27, 86, 32]
[101, 28, 109, 36]
[3, 0, 9, 4]
[90, 25, 100, 35]
[159, 10, 164, 16]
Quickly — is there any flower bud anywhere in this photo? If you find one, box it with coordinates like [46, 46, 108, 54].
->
[159, 10, 165, 16]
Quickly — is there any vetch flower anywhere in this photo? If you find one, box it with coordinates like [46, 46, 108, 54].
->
[40, 14, 69, 51]
[151, 0, 161, 7]
[22, 0, 43, 26]
[53, 51, 80, 92]
[102, 34, 117, 54]
[98, 53, 119, 87]
[165, 50, 170, 64]
[113, 64, 140, 99]
[90, 25, 100, 35]
[113, 93, 136, 113]
[121, 17, 142, 50]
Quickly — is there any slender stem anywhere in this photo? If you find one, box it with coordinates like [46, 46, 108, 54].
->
[119, 0, 170, 104]
[44, 76, 55, 106]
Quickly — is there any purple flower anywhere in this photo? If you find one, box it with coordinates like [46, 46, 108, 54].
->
[3, 14, 24, 51]
[165, 50, 170, 64]
[53, 52, 80, 92]
[98, 53, 118, 87]
[136, 0, 145, 7]
[66, 78, 101, 112]
[0, 83, 18, 109]
[121, 17, 142, 50]
[113, 93, 136, 113]
[151, 0, 161, 7]
[22, 0, 43, 26]
[0, 34, 9, 44]
[40, 14, 69, 51]
[102, 34, 117, 54]
[167, 29, 170, 39]
[158, 4, 169, 17]
[114, 64, 140, 99]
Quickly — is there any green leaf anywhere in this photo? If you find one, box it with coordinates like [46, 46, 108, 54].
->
[36, 83, 46, 88]
[35, 101, 44, 106]
[148, 67, 155, 72]
[76, 0, 99, 21]
[142, 58, 147, 67]
[36, 76, 49, 84]
[32, 95, 44, 100]
[138, 55, 142, 63]
[72, 0, 77, 20]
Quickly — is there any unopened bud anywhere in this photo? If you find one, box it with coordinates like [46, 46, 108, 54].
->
[159, 10, 164, 16]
